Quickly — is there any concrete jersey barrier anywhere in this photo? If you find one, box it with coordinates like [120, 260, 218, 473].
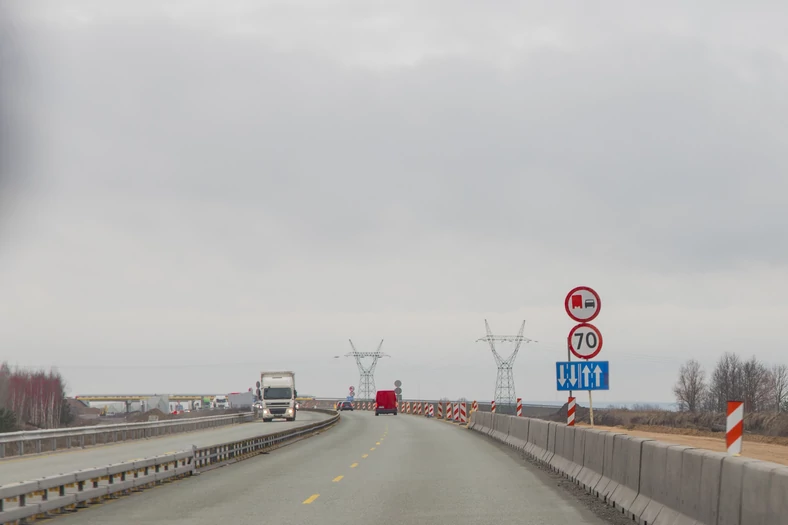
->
[467, 412, 788, 525]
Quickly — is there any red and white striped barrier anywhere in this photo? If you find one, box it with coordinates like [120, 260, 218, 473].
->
[459, 402, 467, 424]
[516, 398, 523, 417]
[428, 404, 434, 418]
[437, 403, 443, 418]
[453, 402, 460, 421]
[447, 402, 453, 421]
[727, 400, 744, 455]
[472, 400, 478, 412]
[567, 397, 576, 426]
[417, 402, 423, 415]
[491, 400, 496, 413]
[406, 402, 411, 414]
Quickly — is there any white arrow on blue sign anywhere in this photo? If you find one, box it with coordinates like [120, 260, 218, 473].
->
[556, 361, 609, 391]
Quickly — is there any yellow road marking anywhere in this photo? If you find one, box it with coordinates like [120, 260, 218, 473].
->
[303, 494, 320, 504]
[376, 442, 381, 445]
[370, 447, 376, 451]
[350, 463, 358, 468]
[332, 475, 344, 482]
[362, 454, 369, 458]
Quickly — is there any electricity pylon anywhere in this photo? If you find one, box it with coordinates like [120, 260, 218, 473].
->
[346, 339, 390, 401]
[476, 320, 535, 409]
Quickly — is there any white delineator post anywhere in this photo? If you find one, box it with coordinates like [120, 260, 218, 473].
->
[516, 398, 523, 417]
[727, 400, 744, 456]
[567, 396, 576, 426]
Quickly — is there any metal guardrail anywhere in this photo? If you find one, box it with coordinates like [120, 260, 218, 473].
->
[0, 409, 339, 524]
[0, 412, 254, 458]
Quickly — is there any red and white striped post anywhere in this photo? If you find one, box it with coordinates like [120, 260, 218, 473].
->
[453, 402, 460, 421]
[460, 402, 467, 424]
[428, 404, 434, 418]
[472, 400, 478, 412]
[406, 402, 411, 414]
[567, 396, 576, 426]
[516, 398, 523, 417]
[491, 400, 496, 413]
[437, 403, 443, 418]
[727, 400, 744, 456]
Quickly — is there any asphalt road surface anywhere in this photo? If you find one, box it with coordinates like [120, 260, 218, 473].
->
[52, 411, 613, 525]
[0, 411, 329, 485]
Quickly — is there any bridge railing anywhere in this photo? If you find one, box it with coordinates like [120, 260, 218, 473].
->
[0, 412, 254, 458]
[0, 409, 339, 524]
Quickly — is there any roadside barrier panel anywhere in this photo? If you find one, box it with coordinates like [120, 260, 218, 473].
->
[740, 460, 788, 525]
[549, 423, 568, 473]
[478, 412, 492, 434]
[644, 444, 690, 525]
[505, 417, 530, 450]
[595, 431, 624, 500]
[567, 426, 585, 481]
[608, 436, 650, 515]
[491, 414, 512, 443]
[542, 422, 557, 465]
[577, 429, 608, 493]
[669, 448, 725, 525]
[631, 441, 691, 524]
[524, 419, 548, 460]
[718, 455, 756, 525]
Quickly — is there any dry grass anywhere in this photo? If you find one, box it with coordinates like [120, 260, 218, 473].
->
[546, 405, 788, 442]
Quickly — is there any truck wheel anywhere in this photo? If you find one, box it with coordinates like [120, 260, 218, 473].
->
[262, 418, 272, 423]
[375, 412, 379, 416]
[286, 417, 294, 422]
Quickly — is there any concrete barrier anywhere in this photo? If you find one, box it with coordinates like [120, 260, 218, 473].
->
[548, 423, 568, 473]
[594, 431, 622, 500]
[740, 460, 788, 525]
[505, 417, 529, 450]
[608, 436, 650, 515]
[465, 413, 788, 525]
[576, 429, 608, 493]
[491, 414, 511, 442]
[525, 419, 548, 461]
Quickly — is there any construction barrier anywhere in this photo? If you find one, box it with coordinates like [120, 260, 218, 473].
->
[437, 403, 443, 419]
[459, 402, 467, 424]
[726, 400, 743, 455]
[567, 396, 575, 426]
[491, 400, 496, 413]
[452, 403, 460, 422]
[516, 398, 522, 417]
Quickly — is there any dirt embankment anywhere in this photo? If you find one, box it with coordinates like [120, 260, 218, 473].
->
[539, 404, 788, 465]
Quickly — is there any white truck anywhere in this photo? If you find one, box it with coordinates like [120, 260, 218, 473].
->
[257, 371, 297, 422]
[212, 395, 229, 409]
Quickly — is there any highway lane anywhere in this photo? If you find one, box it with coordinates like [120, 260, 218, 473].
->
[54, 411, 613, 525]
[0, 411, 329, 485]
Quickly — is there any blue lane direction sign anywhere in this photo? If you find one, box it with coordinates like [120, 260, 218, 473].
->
[556, 361, 609, 391]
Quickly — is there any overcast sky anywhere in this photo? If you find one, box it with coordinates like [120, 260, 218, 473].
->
[1, 1, 786, 404]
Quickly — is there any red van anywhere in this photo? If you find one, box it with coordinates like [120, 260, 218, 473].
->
[375, 390, 398, 416]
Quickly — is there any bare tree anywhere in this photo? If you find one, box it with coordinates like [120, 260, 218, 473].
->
[741, 356, 770, 412]
[708, 352, 743, 412]
[674, 359, 706, 412]
[768, 364, 788, 412]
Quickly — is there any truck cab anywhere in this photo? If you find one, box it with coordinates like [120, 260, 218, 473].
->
[213, 395, 229, 409]
[258, 371, 297, 422]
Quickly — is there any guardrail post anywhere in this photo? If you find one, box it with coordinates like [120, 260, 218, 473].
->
[0, 442, 4, 458]
[19, 440, 24, 456]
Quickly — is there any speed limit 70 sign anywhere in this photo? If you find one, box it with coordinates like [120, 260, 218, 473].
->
[568, 323, 603, 360]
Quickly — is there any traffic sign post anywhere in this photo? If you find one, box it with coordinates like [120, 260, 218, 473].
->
[394, 380, 402, 401]
[562, 286, 605, 427]
[555, 361, 609, 391]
